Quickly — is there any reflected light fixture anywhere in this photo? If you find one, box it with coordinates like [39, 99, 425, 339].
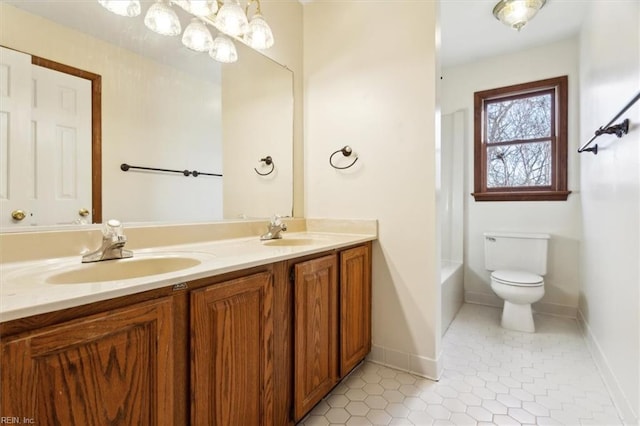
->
[144, 0, 182, 36]
[209, 34, 238, 63]
[173, 0, 218, 17]
[215, 0, 249, 37]
[98, 0, 274, 63]
[492, 0, 547, 31]
[98, 0, 141, 17]
[243, 0, 273, 49]
[182, 18, 214, 51]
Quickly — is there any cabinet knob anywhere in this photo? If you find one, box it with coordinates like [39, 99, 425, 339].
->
[11, 210, 26, 221]
[79, 208, 90, 217]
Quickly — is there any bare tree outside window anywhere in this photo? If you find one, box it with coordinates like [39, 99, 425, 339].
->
[486, 93, 552, 187]
[472, 76, 570, 201]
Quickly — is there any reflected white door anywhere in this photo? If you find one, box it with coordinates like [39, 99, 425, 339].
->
[0, 47, 92, 228]
[0, 47, 32, 228]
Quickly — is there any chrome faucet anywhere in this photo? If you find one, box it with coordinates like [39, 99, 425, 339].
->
[260, 216, 287, 240]
[82, 219, 133, 263]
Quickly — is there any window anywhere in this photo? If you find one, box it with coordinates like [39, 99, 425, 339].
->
[472, 76, 570, 201]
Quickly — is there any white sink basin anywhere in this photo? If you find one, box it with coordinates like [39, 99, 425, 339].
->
[3, 251, 213, 286]
[46, 255, 202, 284]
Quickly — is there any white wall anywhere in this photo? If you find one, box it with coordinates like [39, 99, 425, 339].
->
[441, 38, 582, 317]
[578, 2, 639, 423]
[304, 1, 441, 378]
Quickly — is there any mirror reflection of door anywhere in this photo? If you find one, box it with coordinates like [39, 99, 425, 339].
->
[0, 46, 99, 228]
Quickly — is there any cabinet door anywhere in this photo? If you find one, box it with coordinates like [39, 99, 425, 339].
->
[293, 255, 338, 420]
[191, 272, 274, 426]
[340, 244, 372, 376]
[1, 297, 174, 426]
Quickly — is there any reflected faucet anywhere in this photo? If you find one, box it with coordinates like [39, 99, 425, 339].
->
[260, 216, 287, 240]
[82, 219, 133, 263]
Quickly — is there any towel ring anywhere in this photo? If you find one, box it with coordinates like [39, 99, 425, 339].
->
[254, 156, 275, 176]
[329, 146, 358, 170]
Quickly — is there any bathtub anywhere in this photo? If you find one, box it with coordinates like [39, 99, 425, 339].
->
[441, 260, 464, 336]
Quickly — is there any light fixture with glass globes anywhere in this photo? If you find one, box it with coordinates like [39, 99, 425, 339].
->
[144, 0, 182, 36]
[98, 0, 141, 17]
[97, 0, 274, 64]
[492, 0, 546, 31]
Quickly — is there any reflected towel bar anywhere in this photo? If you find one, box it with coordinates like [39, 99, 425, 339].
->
[578, 91, 639, 155]
[120, 163, 222, 177]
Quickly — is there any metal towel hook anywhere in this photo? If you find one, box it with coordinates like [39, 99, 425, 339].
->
[254, 156, 275, 176]
[329, 146, 358, 170]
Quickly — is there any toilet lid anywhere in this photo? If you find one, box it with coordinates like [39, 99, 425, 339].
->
[492, 270, 543, 286]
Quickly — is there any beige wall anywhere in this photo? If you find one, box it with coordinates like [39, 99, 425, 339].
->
[578, 2, 639, 423]
[441, 38, 583, 317]
[303, 1, 441, 378]
[0, 3, 224, 224]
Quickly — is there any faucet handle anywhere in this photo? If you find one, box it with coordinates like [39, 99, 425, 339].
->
[103, 219, 124, 238]
[270, 215, 281, 226]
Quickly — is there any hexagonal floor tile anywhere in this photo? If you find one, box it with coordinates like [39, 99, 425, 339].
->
[294, 305, 622, 426]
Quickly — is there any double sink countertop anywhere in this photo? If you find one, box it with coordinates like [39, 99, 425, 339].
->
[1, 221, 377, 323]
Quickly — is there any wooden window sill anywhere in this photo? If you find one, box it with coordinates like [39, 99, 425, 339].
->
[472, 191, 572, 202]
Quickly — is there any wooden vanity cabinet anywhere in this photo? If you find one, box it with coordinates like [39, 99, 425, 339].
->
[190, 271, 274, 426]
[291, 242, 372, 421]
[292, 254, 340, 420]
[339, 244, 372, 376]
[1, 297, 175, 426]
[0, 241, 372, 426]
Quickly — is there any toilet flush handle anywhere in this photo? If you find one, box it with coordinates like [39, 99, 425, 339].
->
[486, 236, 496, 242]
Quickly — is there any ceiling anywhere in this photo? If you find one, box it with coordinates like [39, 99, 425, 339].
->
[440, 0, 591, 68]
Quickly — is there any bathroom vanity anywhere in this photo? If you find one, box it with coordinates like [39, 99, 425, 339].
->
[0, 225, 374, 425]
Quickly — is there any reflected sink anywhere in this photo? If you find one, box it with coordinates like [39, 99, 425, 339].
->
[46, 255, 203, 285]
[261, 238, 325, 247]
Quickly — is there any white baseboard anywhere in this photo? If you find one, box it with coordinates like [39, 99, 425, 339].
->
[465, 290, 502, 308]
[465, 290, 578, 318]
[367, 344, 441, 381]
[577, 310, 638, 425]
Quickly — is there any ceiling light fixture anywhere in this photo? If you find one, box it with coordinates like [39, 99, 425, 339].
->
[98, 0, 274, 64]
[144, 0, 182, 36]
[492, 0, 546, 31]
[243, 0, 273, 50]
[209, 34, 238, 63]
[98, 0, 141, 17]
[182, 18, 214, 51]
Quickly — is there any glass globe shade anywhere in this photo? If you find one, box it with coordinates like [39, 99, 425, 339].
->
[144, 1, 182, 36]
[182, 18, 214, 52]
[244, 14, 274, 50]
[98, 0, 141, 17]
[215, 0, 248, 37]
[209, 34, 238, 63]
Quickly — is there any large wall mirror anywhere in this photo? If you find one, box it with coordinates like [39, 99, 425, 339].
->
[0, 0, 293, 231]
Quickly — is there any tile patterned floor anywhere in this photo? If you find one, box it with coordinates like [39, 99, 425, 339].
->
[298, 303, 622, 426]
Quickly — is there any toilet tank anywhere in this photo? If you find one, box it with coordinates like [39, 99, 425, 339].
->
[484, 232, 550, 275]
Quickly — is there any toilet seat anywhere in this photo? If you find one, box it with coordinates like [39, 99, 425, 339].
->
[491, 269, 543, 287]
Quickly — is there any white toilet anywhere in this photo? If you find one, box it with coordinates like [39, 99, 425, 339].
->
[483, 232, 550, 333]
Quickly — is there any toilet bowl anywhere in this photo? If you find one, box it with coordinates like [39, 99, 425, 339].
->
[484, 232, 550, 333]
[490, 269, 544, 333]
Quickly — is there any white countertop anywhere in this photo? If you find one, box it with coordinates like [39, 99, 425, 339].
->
[0, 232, 375, 323]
